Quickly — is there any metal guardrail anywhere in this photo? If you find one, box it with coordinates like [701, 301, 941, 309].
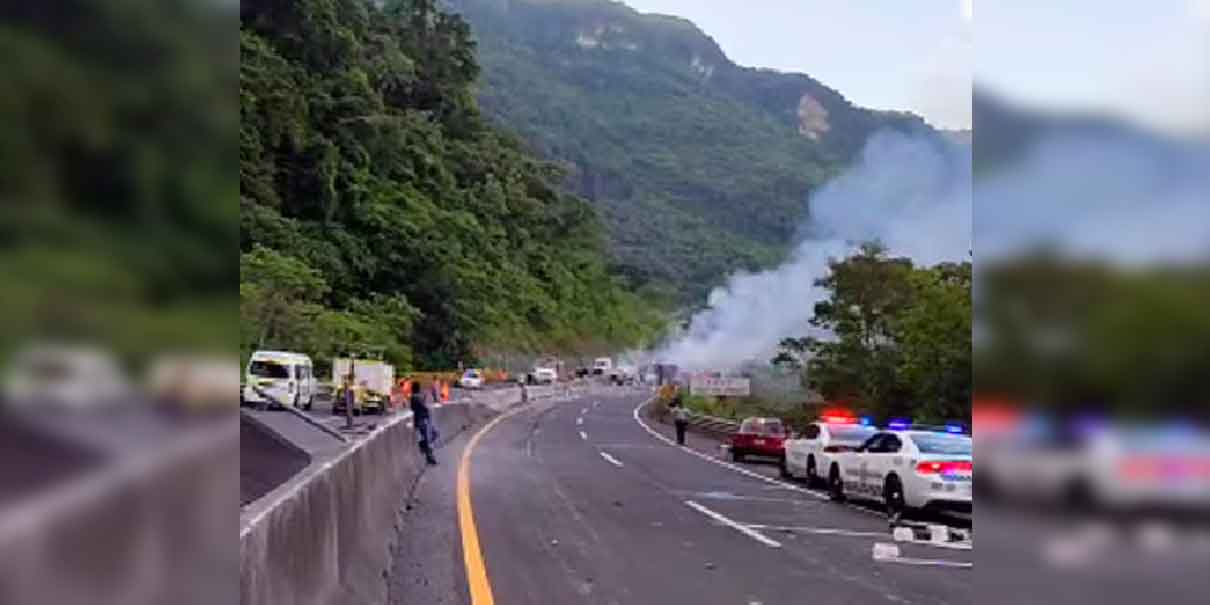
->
[684, 411, 740, 436]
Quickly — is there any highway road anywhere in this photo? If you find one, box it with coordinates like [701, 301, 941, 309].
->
[389, 386, 972, 605]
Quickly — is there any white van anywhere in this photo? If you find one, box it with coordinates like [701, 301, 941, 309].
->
[242, 350, 317, 410]
[592, 357, 613, 375]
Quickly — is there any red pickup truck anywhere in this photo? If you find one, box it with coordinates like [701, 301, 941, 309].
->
[729, 417, 789, 463]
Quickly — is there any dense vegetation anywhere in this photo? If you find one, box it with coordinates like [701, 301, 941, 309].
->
[447, 0, 938, 304]
[240, 0, 665, 370]
[976, 254, 1210, 420]
[774, 244, 972, 423]
[0, 0, 236, 365]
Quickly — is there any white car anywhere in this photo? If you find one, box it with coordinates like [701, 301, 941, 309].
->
[980, 421, 1210, 512]
[531, 366, 558, 384]
[783, 420, 878, 486]
[592, 357, 612, 375]
[828, 428, 973, 519]
[459, 369, 484, 389]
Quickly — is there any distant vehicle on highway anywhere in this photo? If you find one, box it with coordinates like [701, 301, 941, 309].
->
[529, 366, 558, 384]
[607, 364, 637, 385]
[592, 357, 612, 375]
[828, 426, 973, 519]
[459, 369, 484, 389]
[2, 344, 131, 409]
[783, 414, 878, 485]
[243, 350, 316, 410]
[729, 417, 788, 463]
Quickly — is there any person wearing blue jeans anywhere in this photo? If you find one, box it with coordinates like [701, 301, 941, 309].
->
[410, 382, 438, 465]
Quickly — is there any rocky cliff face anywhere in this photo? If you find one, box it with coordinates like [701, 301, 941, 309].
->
[444, 0, 944, 303]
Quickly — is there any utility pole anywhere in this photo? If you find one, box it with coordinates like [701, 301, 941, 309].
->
[345, 351, 357, 430]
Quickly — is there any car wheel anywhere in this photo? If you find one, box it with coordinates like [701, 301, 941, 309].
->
[304, 396, 313, 411]
[829, 465, 846, 502]
[883, 475, 906, 522]
[806, 456, 818, 487]
[731, 449, 744, 463]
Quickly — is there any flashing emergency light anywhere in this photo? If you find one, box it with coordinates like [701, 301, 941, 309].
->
[822, 415, 856, 424]
[858, 416, 873, 426]
[945, 424, 966, 434]
[887, 418, 911, 430]
[820, 408, 856, 424]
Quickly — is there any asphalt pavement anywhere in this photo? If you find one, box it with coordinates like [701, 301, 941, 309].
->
[390, 386, 973, 605]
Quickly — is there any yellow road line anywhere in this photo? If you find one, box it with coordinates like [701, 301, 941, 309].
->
[458, 406, 526, 605]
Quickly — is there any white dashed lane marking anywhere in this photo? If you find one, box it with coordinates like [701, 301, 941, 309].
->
[599, 451, 624, 467]
[742, 524, 888, 539]
[685, 500, 782, 548]
[579, 431, 588, 440]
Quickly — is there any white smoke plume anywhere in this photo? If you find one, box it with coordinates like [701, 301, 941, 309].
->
[654, 131, 972, 371]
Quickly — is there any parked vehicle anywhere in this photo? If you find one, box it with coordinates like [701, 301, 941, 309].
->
[529, 366, 558, 384]
[331, 357, 394, 415]
[148, 355, 239, 411]
[607, 364, 637, 385]
[729, 417, 789, 463]
[3, 345, 131, 409]
[783, 416, 877, 485]
[243, 350, 316, 410]
[828, 426, 973, 518]
[592, 357, 612, 375]
[459, 369, 484, 389]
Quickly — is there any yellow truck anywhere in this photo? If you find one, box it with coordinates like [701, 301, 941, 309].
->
[331, 357, 395, 415]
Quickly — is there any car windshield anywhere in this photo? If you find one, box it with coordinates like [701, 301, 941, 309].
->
[464, 370, 480, 378]
[830, 426, 876, 442]
[741, 419, 785, 436]
[249, 360, 290, 379]
[911, 432, 972, 455]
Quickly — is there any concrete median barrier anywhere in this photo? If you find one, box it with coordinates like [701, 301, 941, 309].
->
[239, 402, 501, 605]
[0, 416, 238, 605]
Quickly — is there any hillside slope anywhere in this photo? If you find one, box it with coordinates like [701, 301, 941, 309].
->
[447, 0, 940, 303]
[240, 0, 664, 368]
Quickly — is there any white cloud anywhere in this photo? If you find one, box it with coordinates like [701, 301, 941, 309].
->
[961, 0, 974, 22]
[1191, 0, 1210, 22]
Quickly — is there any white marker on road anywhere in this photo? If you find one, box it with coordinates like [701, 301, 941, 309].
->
[576, 417, 584, 426]
[872, 543, 972, 568]
[684, 500, 781, 548]
[580, 431, 588, 440]
[742, 524, 887, 539]
[599, 451, 624, 467]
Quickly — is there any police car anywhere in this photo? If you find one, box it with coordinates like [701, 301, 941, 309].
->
[827, 422, 972, 519]
[782, 413, 878, 487]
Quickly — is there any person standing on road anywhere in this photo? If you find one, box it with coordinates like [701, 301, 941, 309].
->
[672, 393, 690, 446]
[410, 381, 438, 465]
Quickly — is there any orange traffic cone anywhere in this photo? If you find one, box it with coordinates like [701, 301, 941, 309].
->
[441, 381, 450, 403]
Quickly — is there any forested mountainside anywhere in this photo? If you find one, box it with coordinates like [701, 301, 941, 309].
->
[241, 0, 664, 369]
[446, 0, 943, 304]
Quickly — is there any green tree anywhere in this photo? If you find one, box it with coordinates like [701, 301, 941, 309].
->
[782, 243, 971, 422]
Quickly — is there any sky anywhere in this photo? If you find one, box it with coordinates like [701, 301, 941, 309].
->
[976, 0, 1210, 136]
[621, 0, 973, 130]
[620, 1, 1209, 135]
